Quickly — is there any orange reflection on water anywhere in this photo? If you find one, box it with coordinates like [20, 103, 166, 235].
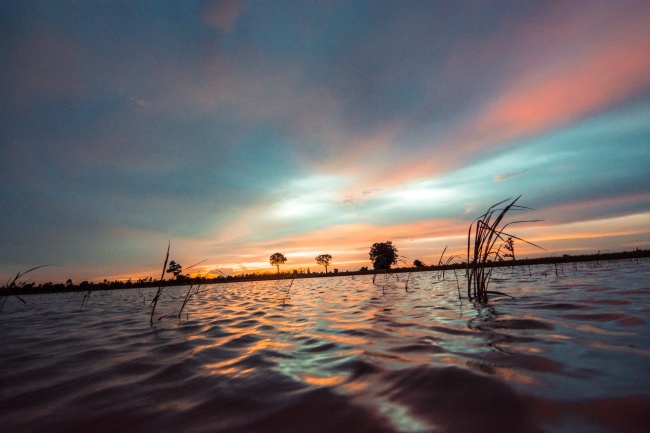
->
[203, 358, 243, 376]
[304, 332, 369, 347]
[301, 374, 345, 387]
[342, 380, 370, 393]
[493, 367, 538, 385]
[203, 337, 293, 376]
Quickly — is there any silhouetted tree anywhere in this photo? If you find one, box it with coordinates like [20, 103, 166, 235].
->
[315, 254, 333, 273]
[269, 252, 287, 273]
[369, 241, 398, 270]
[503, 237, 516, 260]
[166, 260, 183, 279]
[413, 259, 426, 268]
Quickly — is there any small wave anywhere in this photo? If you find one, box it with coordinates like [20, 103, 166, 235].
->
[560, 313, 625, 322]
[2, 263, 650, 433]
[384, 365, 546, 433]
[484, 318, 555, 330]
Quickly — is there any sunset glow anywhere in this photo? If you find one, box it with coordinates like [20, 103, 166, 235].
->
[1, 1, 649, 283]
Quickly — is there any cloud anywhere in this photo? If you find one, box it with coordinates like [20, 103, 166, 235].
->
[475, 1, 650, 140]
[514, 211, 650, 255]
[494, 170, 527, 181]
[339, 189, 381, 206]
[200, 0, 246, 32]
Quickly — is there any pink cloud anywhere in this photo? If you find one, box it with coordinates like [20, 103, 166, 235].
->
[422, 1, 650, 166]
[477, 2, 650, 140]
[482, 42, 650, 138]
[530, 193, 650, 225]
[514, 211, 650, 256]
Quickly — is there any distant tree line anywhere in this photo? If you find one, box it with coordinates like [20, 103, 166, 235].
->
[4, 247, 650, 296]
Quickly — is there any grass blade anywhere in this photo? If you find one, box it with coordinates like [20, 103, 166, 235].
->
[150, 242, 170, 325]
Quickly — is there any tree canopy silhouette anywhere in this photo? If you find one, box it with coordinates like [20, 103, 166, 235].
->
[369, 241, 398, 270]
[413, 259, 426, 268]
[269, 252, 287, 273]
[315, 254, 333, 273]
[166, 260, 183, 279]
[503, 237, 516, 261]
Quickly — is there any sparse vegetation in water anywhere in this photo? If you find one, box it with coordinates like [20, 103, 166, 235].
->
[178, 266, 219, 319]
[178, 282, 203, 319]
[436, 246, 458, 280]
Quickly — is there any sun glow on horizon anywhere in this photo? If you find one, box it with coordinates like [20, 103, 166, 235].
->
[2, 2, 649, 284]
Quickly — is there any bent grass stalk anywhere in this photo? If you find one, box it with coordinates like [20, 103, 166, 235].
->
[466, 196, 543, 302]
[1, 265, 51, 312]
[81, 290, 91, 310]
[176, 259, 208, 318]
[178, 268, 221, 319]
[282, 277, 295, 305]
[178, 283, 201, 318]
[436, 246, 458, 280]
[453, 269, 462, 302]
[150, 242, 170, 325]
[437, 246, 448, 280]
[397, 256, 411, 291]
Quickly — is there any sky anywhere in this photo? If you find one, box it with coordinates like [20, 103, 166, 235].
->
[2, 0, 650, 283]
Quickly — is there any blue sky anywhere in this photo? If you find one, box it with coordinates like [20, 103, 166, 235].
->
[1, 0, 649, 282]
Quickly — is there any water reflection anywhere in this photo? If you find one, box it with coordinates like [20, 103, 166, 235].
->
[1, 261, 649, 432]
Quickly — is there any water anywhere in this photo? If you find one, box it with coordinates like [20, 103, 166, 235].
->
[2, 260, 649, 433]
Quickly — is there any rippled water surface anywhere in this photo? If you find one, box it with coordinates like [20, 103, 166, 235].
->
[2, 260, 650, 433]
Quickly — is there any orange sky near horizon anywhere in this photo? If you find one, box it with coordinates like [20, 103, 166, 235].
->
[91, 210, 650, 283]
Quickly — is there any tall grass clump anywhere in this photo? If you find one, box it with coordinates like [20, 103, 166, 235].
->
[466, 196, 542, 302]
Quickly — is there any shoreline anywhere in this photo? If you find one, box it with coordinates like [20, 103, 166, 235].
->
[3, 249, 650, 297]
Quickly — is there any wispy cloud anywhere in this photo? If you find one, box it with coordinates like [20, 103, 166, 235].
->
[494, 170, 527, 181]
